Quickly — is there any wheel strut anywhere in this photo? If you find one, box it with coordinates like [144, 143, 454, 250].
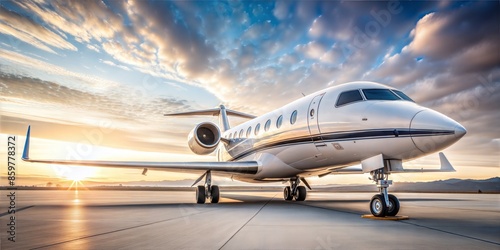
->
[194, 170, 220, 204]
[283, 177, 307, 201]
[369, 169, 399, 217]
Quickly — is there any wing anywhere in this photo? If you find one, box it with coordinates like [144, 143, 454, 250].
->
[21, 126, 258, 175]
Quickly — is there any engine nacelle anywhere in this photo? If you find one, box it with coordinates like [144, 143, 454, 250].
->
[188, 122, 221, 155]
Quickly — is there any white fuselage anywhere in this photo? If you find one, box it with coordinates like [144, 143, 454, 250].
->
[217, 82, 466, 182]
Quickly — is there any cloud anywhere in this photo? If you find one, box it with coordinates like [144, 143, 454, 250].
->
[100, 59, 131, 71]
[0, 71, 196, 153]
[273, 1, 290, 20]
[367, 1, 500, 98]
[86, 44, 100, 53]
[0, 6, 77, 53]
[14, 0, 132, 43]
[408, 2, 500, 61]
[0, 49, 118, 91]
[295, 41, 328, 60]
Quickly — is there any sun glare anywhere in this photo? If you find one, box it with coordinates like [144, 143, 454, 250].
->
[52, 165, 97, 182]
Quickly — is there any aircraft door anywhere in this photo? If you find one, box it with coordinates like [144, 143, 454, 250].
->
[307, 93, 326, 147]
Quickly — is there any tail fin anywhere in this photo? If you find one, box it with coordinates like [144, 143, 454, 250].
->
[165, 105, 255, 131]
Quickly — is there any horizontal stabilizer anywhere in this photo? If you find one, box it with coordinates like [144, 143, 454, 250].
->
[165, 107, 255, 119]
[387, 152, 456, 173]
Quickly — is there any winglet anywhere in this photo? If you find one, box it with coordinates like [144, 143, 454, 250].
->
[22, 125, 30, 160]
[439, 152, 456, 172]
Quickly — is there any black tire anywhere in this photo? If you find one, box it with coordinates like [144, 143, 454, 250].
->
[211, 185, 220, 204]
[370, 194, 387, 217]
[196, 185, 205, 204]
[386, 194, 400, 216]
[283, 186, 293, 201]
[295, 186, 307, 201]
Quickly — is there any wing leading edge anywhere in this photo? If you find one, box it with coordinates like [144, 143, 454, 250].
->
[21, 126, 259, 174]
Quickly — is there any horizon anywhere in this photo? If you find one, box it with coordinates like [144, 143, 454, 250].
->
[0, 1, 499, 186]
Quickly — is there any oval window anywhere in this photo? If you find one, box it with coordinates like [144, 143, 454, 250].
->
[246, 127, 252, 137]
[276, 115, 283, 129]
[310, 109, 315, 117]
[264, 119, 271, 132]
[290, 110, 297, 124]
[239, 129, 244, 138]
[255, 123, 261, 135]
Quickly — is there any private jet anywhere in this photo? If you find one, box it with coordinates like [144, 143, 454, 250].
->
[22, 81, 466, 217]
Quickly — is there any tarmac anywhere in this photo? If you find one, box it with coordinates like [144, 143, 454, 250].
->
[0, 190, 499, 249]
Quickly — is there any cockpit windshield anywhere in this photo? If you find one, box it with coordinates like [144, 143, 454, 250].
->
[362, 89, 400, 100]
[392, 90, 415, 102]
[336, 88, 415, 108]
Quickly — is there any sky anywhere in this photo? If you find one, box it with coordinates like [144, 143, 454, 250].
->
[0, 0, 498, 187]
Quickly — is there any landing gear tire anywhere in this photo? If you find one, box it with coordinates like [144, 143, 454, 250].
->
[211, 185, 220, 204]
[283, 186, 293, 200]
[370, 194, 387, 217]
[196, 185, 206, 204]
[295, 186, 307, 201]
[386, 194, 400, 216]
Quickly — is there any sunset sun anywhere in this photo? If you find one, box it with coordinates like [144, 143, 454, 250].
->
[52, 166, 97, 183]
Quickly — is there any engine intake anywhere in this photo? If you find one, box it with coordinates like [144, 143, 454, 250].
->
[188, 122, 221, 155]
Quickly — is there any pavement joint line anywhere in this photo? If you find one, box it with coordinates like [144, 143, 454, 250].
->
[30, 208, 219, 250]
[219, 194, 277, 250]
[399, 220, 500, 246]
[0, 205, 35, 217]
[296, 201, 500, 246]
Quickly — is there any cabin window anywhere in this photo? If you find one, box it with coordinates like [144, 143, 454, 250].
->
[276, 115, 283, 129]
[336, 90, 363, 107]
[264, 119, 271, 132]
[392, 90, 415, 102]
[362, 89, 399, 101]
[233, 132, 237, 140]
[290, 110, 297, 124]
[239, 129, 244, 138]
[246, 126, 252, 137]
[228, 133, 232, 139]
[255, 123, 261, 135]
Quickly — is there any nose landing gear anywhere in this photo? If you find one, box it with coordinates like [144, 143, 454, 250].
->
[369, 169, 400, 217]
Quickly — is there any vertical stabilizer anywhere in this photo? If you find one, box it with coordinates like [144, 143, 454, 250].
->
[218, 105, 230, 131]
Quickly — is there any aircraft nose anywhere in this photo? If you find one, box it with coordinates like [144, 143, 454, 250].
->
[410, 109, 466, 153]
[454, 123, 467, 139]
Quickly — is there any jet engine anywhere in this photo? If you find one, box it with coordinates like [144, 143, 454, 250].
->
[188, 122, 221, 155]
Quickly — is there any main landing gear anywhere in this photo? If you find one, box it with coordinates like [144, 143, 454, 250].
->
[283, 177, 309, 201]
[369, 169, 400, 217]
[194, 170, 219, 204]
